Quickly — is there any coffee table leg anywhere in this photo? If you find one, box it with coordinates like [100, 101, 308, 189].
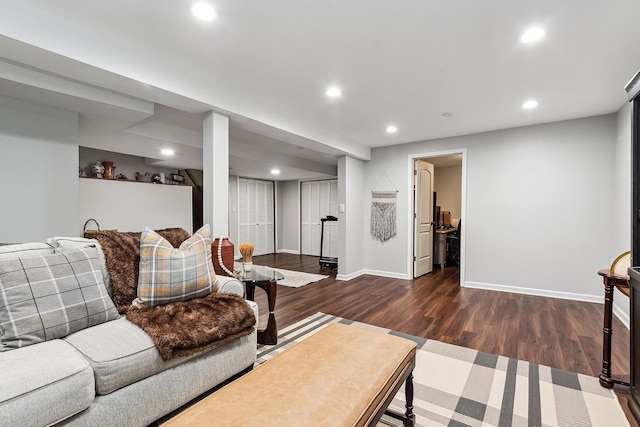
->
[245, 282, 255, 301]
[256, 279, 278, 345]
[404, 372, 415, 427]
[245, 279, 278, 345]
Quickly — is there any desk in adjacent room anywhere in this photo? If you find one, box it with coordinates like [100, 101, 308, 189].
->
[434, 228, 456, 268]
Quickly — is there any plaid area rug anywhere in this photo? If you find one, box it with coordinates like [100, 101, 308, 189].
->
[256, 312, 630, 427]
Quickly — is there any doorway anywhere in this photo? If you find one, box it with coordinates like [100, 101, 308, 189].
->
[410, 151, 465, 280]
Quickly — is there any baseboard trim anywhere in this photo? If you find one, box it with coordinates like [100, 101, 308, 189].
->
[463, 280, 603, 304]
[363, 269, 411, 280]
[336, 269, 410, 281]
[613, 303, 630, 329]
[336, 270, 365, 281]
[277, 249, 300, 255]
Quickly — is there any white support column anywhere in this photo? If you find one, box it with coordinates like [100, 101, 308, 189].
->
[337, 155, 365, 279]
[202, 111, 229, 237]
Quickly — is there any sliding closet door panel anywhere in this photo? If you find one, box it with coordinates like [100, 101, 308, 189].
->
[324, 180, 339, 258]
[238, 178, 274, 256]
[301, 181, 313, 255]
[301, 180, 338, 257]
[301, 182, 314, 255]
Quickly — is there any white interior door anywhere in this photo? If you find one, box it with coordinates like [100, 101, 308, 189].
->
[238, 178, 274, 256]
[414, 160, 434, 277]
[301, 180, 338, 256]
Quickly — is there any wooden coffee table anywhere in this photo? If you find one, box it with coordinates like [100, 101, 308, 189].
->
[235, 263, 283, 345]
[162, 323, 417, 427]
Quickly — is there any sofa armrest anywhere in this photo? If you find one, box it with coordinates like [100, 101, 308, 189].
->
[217, 275, 244, 296]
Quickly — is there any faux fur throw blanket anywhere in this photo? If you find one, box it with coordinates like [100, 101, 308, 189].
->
[126, 292, 255, 361]
[95, 228, 190, 313]
[95, 229, 255, 360]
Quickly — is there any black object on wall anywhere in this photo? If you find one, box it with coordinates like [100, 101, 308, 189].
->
[624, 68, 640, 424]
[628, 71, 640, 265]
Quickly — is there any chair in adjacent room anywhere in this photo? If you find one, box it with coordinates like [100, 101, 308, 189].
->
[447, 219, 461, 265]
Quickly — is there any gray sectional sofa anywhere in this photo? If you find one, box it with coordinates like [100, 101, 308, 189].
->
[0, 237, 257, 427]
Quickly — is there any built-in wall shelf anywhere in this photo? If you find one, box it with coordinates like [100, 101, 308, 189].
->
[79, 176, 188, 186]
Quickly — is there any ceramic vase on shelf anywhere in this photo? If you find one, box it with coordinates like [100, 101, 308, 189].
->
[103, 161, 115, 179]
[92, 162, 105, 178]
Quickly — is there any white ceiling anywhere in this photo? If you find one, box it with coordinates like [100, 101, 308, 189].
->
[1, 1, 640, 179]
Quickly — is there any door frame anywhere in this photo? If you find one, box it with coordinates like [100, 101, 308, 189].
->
[406, 149, 467, 284]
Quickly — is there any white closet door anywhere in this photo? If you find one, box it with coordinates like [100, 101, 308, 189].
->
[238, 178, 274, 256]
[301, 180, 338, 257]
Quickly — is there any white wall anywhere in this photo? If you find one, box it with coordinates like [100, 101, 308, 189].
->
[612, 102, 632, 325]
[79, 179, 192, 234]
[338, 156, 366, 278]
[0, 96, 79, 242]
[435, 165, 462, 220]
[277, 180, 300, 254]
[364, 114, 618, 302]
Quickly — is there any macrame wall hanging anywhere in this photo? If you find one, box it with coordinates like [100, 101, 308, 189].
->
[371, 171, 399, 243]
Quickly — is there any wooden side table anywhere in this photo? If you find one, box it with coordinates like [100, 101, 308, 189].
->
[236, 263, 283, 345]
[597, 269, 630, 388]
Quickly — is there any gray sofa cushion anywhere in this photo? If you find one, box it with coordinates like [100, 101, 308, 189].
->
[0, 242, 54, 259]
[0, 339, 95, 427]
[63, 331, 258, 427]
[64, 300, 258, 395]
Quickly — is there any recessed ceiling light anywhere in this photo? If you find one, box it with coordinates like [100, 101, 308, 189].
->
[385, 125, 398, 134]
[326, 86, 342, 98]
[192, 2, 216, 21]
[522, 100, 539, 109]
[161, 148, 175, 156]
[270, 169, 281, 175]
[520, 28, 545, 44]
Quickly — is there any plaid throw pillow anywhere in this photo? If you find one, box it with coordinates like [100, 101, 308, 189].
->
[0, 246, 119, 351]
[135, 224, 219, 307]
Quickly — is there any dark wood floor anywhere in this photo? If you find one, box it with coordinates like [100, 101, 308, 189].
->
[251, 253, 637, 426]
